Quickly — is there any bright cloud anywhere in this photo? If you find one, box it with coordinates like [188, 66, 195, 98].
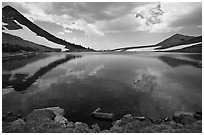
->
[58, 32, 64, 35]
[136, 3, 164, 26]
[62, 20, 104, 36]
[135, 2, 202, 33]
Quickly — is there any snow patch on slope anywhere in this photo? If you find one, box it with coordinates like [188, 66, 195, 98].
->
[158, 42, 202, 51]
[126, 46, 161, 52]
[122, 42, 201, 52]
[3, 20, 69, 51]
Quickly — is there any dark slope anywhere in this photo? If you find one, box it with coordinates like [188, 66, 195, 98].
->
[2, 5, 92, 51]
[2, 12, 22, 30]
[2, 32, 61, 52]
[181, 36, 202, 45]
[167, 44, 202, 53]
[156, 34, 195, 49]
[160, 36, 202, 53]
[111, 44, 157, 51]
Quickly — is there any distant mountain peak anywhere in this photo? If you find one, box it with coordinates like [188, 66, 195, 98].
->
[171, 33, 184, 37]
[156, 33, 195, 49]
[3, 5, 15, 10]
[170, 33, 193, 39]
[3, 5, 20, 16]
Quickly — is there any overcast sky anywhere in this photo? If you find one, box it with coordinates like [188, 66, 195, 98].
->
[2, 2, 202, 50]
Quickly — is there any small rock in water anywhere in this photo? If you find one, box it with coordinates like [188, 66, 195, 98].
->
[7, 111, 13, 116]
[172, 112, 196, 125]
[162, 117, 171, 122]
[176, 123, 183, 128]
[2, 88, 14, 95]
[123, 114, 132, 118]
[91, 108, 114, 121]
[174, 111, 194, 117]
[133, 116, 146, 121]
[17, 114, 22, 118]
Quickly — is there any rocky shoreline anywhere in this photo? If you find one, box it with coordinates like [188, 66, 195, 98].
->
[2, 107, 202, 133]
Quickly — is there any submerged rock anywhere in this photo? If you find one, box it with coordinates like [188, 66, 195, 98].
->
[123, 114, 132, 118]
[35, 107, 64, 117]
[174, 111, 194, 117]
[172, 111, 197, 125]
[91, 108, 114, 121]
[2, 88, 14, 95]
[133, 116, 146, 121]
[193, 111, 202, 120]
[3, 112, 21, 123]
[162, 117, 171, 122]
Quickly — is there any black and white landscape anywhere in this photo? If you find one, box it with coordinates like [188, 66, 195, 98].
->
[2, 2, 202, 133]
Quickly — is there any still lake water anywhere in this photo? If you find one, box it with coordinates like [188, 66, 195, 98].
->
[2, 52, 202, 128]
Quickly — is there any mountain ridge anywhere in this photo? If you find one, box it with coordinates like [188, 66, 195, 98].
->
[2, 5, 93, 51]
[111, 34, 202, 53]
[155, 33, 196, 49]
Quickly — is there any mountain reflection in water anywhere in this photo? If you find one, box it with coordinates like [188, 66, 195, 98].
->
[159, 54, 201, 68]
[2, 52, 202, 129]
[3, 54, 81, 91]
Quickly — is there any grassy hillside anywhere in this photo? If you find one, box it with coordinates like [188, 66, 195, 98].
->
[2, 32, 61, 52]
